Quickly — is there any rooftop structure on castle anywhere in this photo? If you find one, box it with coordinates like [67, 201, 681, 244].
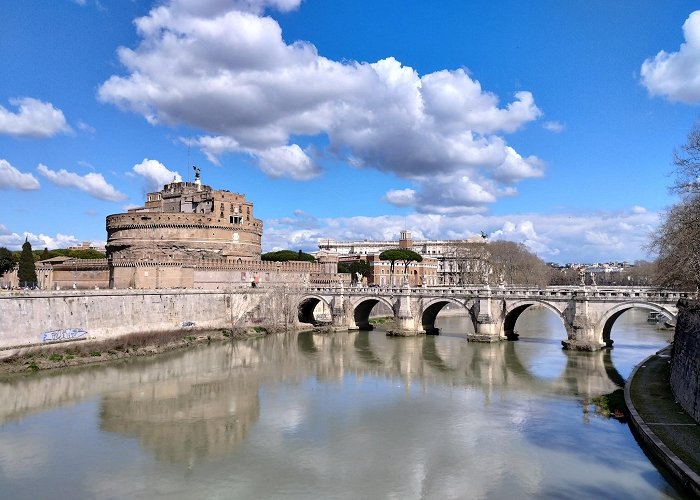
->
[106, 169, 263, 264]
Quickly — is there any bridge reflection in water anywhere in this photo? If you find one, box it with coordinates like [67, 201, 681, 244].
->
[0, 308, 678, 499]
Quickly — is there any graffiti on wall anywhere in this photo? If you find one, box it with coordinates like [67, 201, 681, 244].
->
[40, 328, 88, 342]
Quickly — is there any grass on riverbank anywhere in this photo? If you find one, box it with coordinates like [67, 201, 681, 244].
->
[0, 326, 274, 375]
[369, 316, 397, 327]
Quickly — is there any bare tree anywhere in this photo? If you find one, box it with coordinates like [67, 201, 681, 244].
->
[487, 241, 551, 287]
[441, 241, 488, 285]
[647, 123, 700, 293]
[648, 195, 700, 292]
[672, 122, 700, 196]
[624, 260, 656, 286]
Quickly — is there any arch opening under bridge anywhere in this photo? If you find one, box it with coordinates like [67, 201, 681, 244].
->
[503, 300, 567, 341]
[297, 295, 332, 326]
[420, 298, 475, 335]
[599, 302, 676, 347]
[352, 296, 395, 331]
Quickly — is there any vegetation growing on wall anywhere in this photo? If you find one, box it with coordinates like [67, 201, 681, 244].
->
[261, 249, 316, 262]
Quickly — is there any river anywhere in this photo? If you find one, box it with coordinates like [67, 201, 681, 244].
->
[0, 307, 685, 499]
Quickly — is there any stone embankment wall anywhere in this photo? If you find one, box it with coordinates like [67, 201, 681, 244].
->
[670, 299, 700, 422]
[0, 289, 304, 351]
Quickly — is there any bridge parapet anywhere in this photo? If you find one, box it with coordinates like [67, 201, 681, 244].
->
[308, 285, 688, 301]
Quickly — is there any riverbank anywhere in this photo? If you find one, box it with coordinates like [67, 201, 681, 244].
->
[0, 326, 277, 376]
[625, 346, 700, 497]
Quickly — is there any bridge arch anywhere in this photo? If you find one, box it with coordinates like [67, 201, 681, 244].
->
[351, 296, 396, 330]
[504, 300, 567, 340]
[297, 295, 333, 326]
[598, 302, 676, 347]
[420, 297, 475, 335]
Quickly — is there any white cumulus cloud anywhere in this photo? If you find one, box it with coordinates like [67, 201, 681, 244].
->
[37, 164, 127, 202]
[0, 226, 81, 251]
[256, 144, 319, 179]
[641, 10, 700, 104]
[98, 0, 543, 211]
[132, 158, 182, 192]
[0, 97, 71, 138]
[0, 159, 40, 190]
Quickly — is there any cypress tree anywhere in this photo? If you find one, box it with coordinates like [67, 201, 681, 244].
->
[41, 247, 51, 261]
[18, 239, 37, 288]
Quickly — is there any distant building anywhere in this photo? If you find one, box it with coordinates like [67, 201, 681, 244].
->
[318, 230, 488, 286]
[67, 241, 106, 253]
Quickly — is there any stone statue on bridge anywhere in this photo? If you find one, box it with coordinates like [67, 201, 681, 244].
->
[481, 266, 491, 285]
[578, 266, 586, 286]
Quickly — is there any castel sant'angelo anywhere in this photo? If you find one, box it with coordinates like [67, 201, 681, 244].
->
[108, 170, 263, 263]
[28, 169, 339, 290]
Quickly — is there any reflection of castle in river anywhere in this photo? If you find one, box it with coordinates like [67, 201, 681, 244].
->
[0, 327, 626, 464]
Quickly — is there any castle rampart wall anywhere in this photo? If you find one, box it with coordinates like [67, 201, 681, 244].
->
[0, 289, 287, 351]
[106, 212, 263, 261]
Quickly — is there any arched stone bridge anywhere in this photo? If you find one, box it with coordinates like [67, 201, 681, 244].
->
[297, 285, 688, 351]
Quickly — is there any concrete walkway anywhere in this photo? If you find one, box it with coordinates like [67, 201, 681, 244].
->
[625, 346, 700, 497]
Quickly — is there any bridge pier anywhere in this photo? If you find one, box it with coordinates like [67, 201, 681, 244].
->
[467, 289, 506, 343]
[329, 286, 354, 331]
[388, 284, 422, 336]
[561, 292, 607, 351]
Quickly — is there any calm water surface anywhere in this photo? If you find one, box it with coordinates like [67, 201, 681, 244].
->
[0, 308, 683, 499]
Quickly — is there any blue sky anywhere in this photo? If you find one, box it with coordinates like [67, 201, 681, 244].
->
[1, 0, 699, 263]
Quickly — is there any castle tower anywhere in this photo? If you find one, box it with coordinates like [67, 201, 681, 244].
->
[399, 230, 412, 249]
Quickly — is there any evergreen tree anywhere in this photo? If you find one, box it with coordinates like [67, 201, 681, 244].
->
[41, 247, 51, 261]
[261, 250, 315, 262]
[18, 239, 37, 287]
[0, 247, 14, 277]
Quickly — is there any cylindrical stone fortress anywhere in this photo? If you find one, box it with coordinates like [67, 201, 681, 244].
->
[106, 179, 263, 262]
